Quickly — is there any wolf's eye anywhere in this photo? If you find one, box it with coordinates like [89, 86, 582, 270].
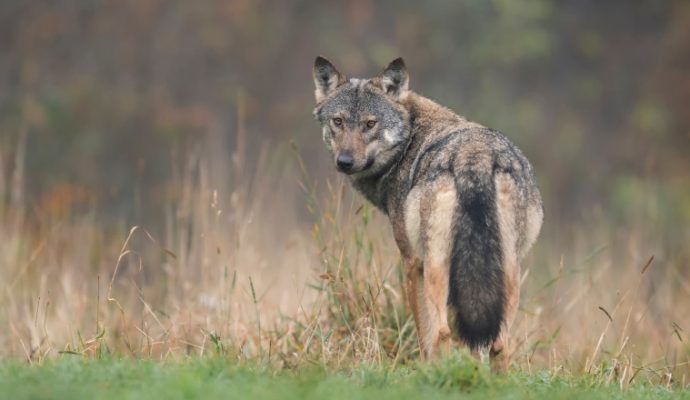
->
[332, 117, 343, 127]
[366, 120, 377, 129]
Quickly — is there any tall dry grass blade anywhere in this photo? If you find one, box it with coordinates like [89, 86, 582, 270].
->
[586, 301, 621, 373]
[671, 322, 683, 343]
[640, 256, 654, 275]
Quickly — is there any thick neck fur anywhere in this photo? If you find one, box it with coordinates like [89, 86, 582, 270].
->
[349, 92, 462, 213]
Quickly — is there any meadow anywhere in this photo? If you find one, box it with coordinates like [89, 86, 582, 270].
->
[0, 140, 688, 398]
[1, 2, 689, 398]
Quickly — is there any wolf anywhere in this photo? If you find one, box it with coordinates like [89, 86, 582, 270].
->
[312, 56, 543, 371]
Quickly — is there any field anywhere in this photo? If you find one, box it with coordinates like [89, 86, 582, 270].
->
[2, 1, 690, 398]
[1, 145, 689, 398]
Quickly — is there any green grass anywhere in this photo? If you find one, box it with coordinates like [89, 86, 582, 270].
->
[0, 355, 686, 400]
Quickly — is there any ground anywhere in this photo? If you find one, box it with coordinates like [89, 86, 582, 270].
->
[0, 355, 686, 400]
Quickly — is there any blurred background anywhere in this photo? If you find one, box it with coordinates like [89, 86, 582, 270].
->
[0, 0, 688, 373]
[2, 0, 689, 226]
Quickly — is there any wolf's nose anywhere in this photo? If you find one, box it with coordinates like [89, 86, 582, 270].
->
[336, 153, 354, 171]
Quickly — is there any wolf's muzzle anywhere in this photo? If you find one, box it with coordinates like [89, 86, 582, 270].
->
[336, 152, 355, 172]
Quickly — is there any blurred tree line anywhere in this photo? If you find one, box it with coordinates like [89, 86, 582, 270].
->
[0, 0, 688, 227]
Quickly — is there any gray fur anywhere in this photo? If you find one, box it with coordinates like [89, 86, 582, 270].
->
[312, 56, 543, 365]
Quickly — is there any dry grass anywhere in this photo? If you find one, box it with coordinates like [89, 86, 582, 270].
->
[0, 137, 688, 390]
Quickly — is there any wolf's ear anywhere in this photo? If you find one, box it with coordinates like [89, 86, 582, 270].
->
[313, 56, 345, 102]
[379, 58, 409, 101]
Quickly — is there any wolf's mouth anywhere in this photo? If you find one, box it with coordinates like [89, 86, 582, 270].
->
[362, 157, 375, 170]
[336, 157, 374, 175]
[337, 166, 354, 174]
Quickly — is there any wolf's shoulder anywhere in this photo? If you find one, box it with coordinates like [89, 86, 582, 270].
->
[406, 120, 535, 182]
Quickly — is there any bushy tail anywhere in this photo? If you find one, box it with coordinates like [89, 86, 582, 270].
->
[448, 168, 505, 350]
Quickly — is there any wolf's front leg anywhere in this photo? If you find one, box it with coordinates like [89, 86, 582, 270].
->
[403, 257, 426, 357]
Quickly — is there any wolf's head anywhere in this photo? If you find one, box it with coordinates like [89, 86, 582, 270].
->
[312, 57, 412, 177]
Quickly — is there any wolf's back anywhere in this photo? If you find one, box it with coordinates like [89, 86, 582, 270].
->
[448, 163, 505, 350]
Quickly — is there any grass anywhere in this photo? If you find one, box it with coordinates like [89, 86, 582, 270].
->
[1, 354, 687, 400]
[1, 139, 689, 397]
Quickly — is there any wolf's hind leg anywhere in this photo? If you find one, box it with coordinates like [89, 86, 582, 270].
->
[421, 262, 451, 358]
[490, 173, 522, 372]
[490, 264, 519, 373]
[419, 178, 456, 359]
